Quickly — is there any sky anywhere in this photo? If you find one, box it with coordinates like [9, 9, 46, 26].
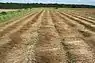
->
[0, 0, 95, 5]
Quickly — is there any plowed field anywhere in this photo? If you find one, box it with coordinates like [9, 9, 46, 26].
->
[0, 8, 95, 63]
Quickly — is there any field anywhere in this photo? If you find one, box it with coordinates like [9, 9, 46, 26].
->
[0, 8, 95, 63]
[0, 9, 18, 12]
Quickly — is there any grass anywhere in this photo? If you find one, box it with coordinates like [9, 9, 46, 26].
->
[0, 8, 36, 23]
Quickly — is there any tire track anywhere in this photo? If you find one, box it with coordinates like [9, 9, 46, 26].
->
[0, 10, 44, 63]
[35, 10, 67, 63]
[50, 10, 95, 63]
[58, 11, 95, 32]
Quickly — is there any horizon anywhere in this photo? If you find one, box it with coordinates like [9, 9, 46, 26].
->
[0, 0, 95, 5]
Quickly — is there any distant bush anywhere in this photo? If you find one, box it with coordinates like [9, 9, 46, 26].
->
[0, 3, 95, 9]
[1, 12, 7, 15]
[55, 7, 58, 9]
[17, 10, 21, 12]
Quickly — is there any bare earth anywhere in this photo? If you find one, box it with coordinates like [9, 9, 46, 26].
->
[0, 8, 95, 63]
[0, 9, 18, 12]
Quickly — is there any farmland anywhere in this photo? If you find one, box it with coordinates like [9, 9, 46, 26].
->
[0, 9, 18, 12]
[0, 8, 95, 63]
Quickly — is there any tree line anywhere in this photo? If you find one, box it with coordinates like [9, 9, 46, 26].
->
[0, 3, 95, 9]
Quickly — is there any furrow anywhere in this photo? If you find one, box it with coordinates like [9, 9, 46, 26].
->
[57, 10, 95, 58]
[69, 11, 95, 21]
[56, 11, 95, 36]
[0, 10, 44, 63]
[50, 11, 95, 63]
[0, 10, 40, 38]
[58, 11, 95, 32]
[64, 11, 95, 24]
[34, 10, 67, 63]
[0, 10, 43, 46]
[0, 10, 37, 28]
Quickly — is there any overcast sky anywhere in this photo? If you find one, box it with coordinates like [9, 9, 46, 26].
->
[0, 0, 95, 5]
